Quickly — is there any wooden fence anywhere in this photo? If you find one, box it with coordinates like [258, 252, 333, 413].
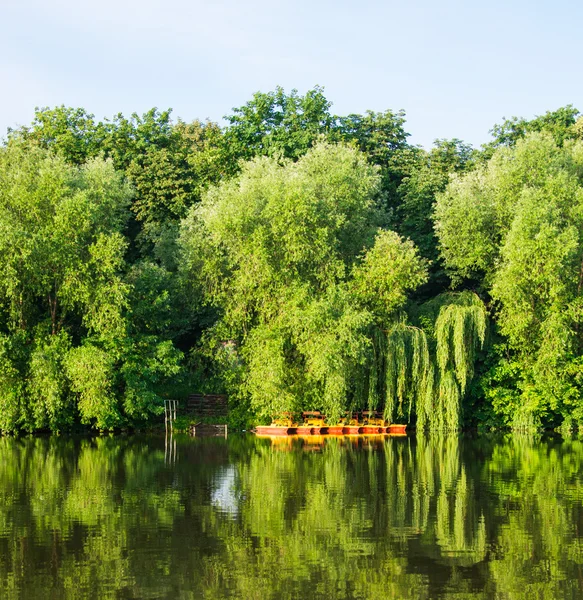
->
[187, 394, 228, 418]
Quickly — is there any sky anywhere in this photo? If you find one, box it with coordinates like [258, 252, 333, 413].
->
[1, 0, 581, 149]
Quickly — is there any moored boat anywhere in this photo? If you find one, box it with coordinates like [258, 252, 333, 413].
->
[342, 412, 362, 435]
[361, 410, 388, 435]
[296, 425, 313, 435]
[256, 412, 298, 436]
[311, 426, 328, 435]
[326, 425, 344, 435]
[255, 425, 297, 435]
[360, 425, 380, 434]
[253, 411, 408, 437]
[301, 411, 327, 435]
[387, 424, 407, 435]
[342, 426, 362, 434]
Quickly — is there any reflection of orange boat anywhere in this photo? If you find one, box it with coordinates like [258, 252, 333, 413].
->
[268, 436, 296, 449]
[304, 435, 325, 445]
[361, 435, 385, 448]
[301, 435, 325, 452]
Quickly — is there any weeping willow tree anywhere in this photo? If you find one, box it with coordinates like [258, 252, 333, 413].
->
[375, 292, 488, 431]
[383, 322, 432, 425]
[430, 292, 488, 430]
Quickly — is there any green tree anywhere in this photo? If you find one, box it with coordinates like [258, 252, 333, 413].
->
[7, 105, 105, 164]
[223, 88, 416, 211]
[397, 139, 475, 281]
[483, 105, 580, 156]
[223, 85, 334, 162]
[336, 109, 417, 207]
[435, 132, 583, 429]
[0, 144, 183, 432]
[180, 142, 427, 422]
[7, 106, 227, 257]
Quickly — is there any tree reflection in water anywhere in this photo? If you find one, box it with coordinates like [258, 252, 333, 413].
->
[0, 433, 582, 598]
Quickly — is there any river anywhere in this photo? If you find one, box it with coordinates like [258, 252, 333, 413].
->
[0, 432, 582, 598]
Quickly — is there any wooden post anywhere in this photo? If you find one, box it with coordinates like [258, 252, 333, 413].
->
[164, 399, 178, 432]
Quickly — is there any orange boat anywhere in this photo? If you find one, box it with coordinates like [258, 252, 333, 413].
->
[301, 411, 328, 434]
[256, 412, 298, 436]
[388, 424, 407, 435]
[326, 425, 344, 435]
[255, 425, 297, 435]
[363, 410, 394, 434]
[253, 410, 408, 437]
[342, 412, 362, 435]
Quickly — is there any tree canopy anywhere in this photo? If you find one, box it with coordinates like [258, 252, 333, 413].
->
[435, 132, 583, 429]
[180, 142, 427, 423]
[0, 90, 581, 432]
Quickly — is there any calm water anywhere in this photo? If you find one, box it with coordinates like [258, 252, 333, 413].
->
[0, 433, 583, 599]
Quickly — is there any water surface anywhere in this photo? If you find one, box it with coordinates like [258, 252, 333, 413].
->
[0, 433, 582, 599]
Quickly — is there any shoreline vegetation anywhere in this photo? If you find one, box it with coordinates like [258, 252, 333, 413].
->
[0, 88, 582, 435]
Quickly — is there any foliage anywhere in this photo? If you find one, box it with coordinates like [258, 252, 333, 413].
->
[483, 105, 580, 155]
[436, 133, 583, 429]
[7, 106, 227, 257]
[397, 139, 475, 270]
[3, 93, 583, 432]
[224, 87, 415, 210]
[0, 144, 183, 432]
[376, 292, 487, 430]
[351, 230, 428, 322]
[224, 85, 334, 161]
[28, 329, 73, 430]
[180, 142, 431, 423]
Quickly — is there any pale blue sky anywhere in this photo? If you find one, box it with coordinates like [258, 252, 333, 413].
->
[1, 0, 581, 148]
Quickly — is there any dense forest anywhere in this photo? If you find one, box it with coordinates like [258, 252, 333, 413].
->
[0, 87, 582, 433]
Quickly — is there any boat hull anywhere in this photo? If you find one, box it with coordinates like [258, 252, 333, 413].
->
[388, 424, 407, 435]
[255, 426, 296, 436]
[343, 425, 362, 435]
[253, 423, 407, 436]
[326, 426, 344, 435]
[311, 426, 328, 435]
[360, 426, 380, 434]
[296, 426, 313, 435]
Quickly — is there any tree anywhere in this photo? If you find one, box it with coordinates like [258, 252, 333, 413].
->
[336, 109, 416, 206]
[180, 142, 427, 423]
[7, 105, 105, 164]
[398, 139, 475, 273]
[0, 143, 183, 432]
[435, 132, 583, 429]
[223, 88, 416, 211]
[483, 105, 580, 157]
[223, 86, 334, 162]
[7, 107, 227, 257]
